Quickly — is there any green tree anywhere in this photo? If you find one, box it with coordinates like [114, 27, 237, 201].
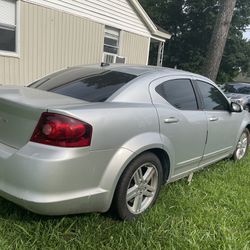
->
[139, 0, 250, 82]
[202, 0, 237, 81]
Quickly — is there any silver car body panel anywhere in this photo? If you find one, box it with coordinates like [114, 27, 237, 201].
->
[0, 86, 87, 149]
[0, 65, 249, 215]
[149, 75, 208, 176]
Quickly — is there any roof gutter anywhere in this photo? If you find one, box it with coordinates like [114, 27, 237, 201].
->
[129, 0, 172, 41]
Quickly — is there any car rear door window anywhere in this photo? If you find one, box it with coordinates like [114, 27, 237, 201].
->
[155, 79, 198, 110]
[196, 80, 229, 111]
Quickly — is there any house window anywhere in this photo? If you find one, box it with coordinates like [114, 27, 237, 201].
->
[0, 0, 17, 53]
[103, 26, 120, 63]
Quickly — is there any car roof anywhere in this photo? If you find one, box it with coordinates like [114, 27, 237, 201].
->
[77, 63, 211, 82]
[102, 64, 176, 74]
[78, 63, 194, 77]
[42, 64, 211, 83]
[30, 63, 217, 103]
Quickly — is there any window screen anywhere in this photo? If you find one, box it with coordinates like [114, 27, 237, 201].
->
[104, 26, 119, 55]
[103, 26, 120, 63]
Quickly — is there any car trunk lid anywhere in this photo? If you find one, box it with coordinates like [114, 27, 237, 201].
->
[0, 86, 86, 149]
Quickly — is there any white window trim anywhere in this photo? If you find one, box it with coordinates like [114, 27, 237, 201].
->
[103, 26, 121, 64]
[104, 27, 119, 53]
[0, 0, 20, 58]
[146, 37, 150, 65]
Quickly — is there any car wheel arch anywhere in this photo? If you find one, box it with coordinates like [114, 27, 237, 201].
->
[112, 151, 163, 220]
[237, 124, 250, 144]
[246, 124, 250, 137]
[231, 124, 250, 156]
[116, 147, 172, 187]
[147, 148, 171, 184]
[232, 127, 249, 160]
[99, 146, 171, 212]
[107, 147, 171, 217]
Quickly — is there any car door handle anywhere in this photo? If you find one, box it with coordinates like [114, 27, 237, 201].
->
[164, 117, 179, 124]
[209, 117, 218, 122]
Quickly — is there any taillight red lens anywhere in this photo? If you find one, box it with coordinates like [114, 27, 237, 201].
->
[30, 112, 92, 147]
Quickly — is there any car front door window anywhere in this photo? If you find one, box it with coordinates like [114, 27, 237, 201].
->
[196, 80, 229, 111]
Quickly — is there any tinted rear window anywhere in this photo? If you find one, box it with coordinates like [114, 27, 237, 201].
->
[156, 79, 198, 110]
[29, 67, 137, 102]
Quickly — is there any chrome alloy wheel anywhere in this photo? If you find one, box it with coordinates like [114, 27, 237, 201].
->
[235, 132, 248, 160]
[126, 163, 159, 214]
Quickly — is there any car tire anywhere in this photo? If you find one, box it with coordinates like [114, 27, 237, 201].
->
[113, 152, 163, 220]
[233, 128, 249, 161]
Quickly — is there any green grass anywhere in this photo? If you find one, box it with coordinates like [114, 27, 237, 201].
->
[0, 155, 250, 250]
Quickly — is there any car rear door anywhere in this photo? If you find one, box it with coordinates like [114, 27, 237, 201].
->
[150, 76, 208, 177]
[195, 80, 242, 165]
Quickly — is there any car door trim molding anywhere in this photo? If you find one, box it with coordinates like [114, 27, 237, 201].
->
[175, 155, 202, 169]
[202, 146, 233, 160]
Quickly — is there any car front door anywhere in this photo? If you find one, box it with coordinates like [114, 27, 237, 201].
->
[150, 76, 208, 178]
[195, 80, 243, 165]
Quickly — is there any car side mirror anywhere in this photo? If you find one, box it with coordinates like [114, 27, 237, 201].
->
[230, 102, 243, 113]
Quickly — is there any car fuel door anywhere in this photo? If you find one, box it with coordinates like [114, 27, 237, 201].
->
[150, 77, 208, 178]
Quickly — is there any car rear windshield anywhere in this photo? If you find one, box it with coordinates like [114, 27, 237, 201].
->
[29, 67, 137, 102]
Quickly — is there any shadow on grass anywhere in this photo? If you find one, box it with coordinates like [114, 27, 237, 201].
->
[0, 197, 95, 223]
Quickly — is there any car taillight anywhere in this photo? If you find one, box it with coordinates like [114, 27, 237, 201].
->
[30, 112, 92, 147]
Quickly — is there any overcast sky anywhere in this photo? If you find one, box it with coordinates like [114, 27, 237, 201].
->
[243, 27, 250, 40]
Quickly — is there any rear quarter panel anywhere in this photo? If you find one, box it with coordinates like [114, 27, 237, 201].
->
[50, 103, 161, 152]
[48, 103, 168, 210]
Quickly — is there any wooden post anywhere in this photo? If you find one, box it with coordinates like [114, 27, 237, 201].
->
[157, 41, 165, 67]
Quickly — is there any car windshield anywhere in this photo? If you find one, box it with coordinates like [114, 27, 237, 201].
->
[29, 67, 137, 102]
[224, 84, 250, 94]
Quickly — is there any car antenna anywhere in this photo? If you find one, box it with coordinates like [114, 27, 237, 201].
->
[101, 62, 110, 67]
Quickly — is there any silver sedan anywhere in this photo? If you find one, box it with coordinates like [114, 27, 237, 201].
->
[0, 64, 249, 220]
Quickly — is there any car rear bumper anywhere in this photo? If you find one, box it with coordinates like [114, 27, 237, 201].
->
[0, 187, 109, 215]
[0, 141, 131, 215]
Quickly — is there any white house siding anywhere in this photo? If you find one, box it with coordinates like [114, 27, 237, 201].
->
[23, 0, 151, 37]
[120, 31, 150, 65]
[0, 0, 151, 85]
[0, 1, 104, 85]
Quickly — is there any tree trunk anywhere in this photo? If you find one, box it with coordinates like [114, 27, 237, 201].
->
[202, 0, 237, 81]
